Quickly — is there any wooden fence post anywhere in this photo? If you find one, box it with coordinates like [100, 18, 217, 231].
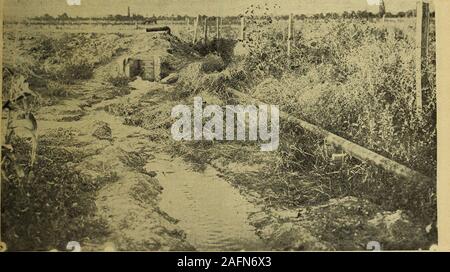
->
[203, 16, 208, 45]
[287, 14, 294, 58]
[216, 16, 220, 40]
[240, 16, 245, 41]
[193, 15, 199, 44]
[415, 0, 430, 115]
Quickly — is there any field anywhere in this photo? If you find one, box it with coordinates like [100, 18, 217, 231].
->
[1, 15, 437, 251]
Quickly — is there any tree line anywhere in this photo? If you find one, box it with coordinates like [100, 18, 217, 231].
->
[31, 9, 435, 23]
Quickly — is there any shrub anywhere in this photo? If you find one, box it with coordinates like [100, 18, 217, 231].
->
[200, 54, 225, 73]
[182, 18, 436, 226]
[58, 61, 94, 84]
[107, 75, 131, 88]
[1, 138, 109, 251]
[20, 33, 130, 86]
[192, 38, 237, 65]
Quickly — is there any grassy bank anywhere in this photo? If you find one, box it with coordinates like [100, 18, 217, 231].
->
[168, 18, 437, 244]
[1, 137, 113, 251]
[2, 31, 131, 104]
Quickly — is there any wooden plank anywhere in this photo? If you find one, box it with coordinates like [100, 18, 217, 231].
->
[123, 58, 141, 78]
[228, 88, 432, 185]
[140, 59, 154, 81]
[415, 0, 430, 115]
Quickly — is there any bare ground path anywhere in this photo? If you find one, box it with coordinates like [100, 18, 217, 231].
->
[34, 42, 269, 250]
[35, 54, 196, 250]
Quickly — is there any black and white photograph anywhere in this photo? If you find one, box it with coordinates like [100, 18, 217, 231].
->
[0, 0, 445, 253]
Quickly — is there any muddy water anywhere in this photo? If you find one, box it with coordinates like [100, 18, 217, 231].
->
[145, 154, 266, 251]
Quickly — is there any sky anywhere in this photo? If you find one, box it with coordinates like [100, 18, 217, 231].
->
[3, 0, 427, 18]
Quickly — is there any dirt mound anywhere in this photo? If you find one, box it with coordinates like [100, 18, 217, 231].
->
[124, 33, 201, 79]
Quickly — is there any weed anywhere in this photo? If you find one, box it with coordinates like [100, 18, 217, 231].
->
[1, 138, 109, 251]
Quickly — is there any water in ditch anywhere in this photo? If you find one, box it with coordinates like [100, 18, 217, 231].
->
[145, 154, 266, 251]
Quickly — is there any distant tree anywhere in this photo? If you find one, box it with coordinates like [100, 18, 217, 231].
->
[41, 14, 54, 21]
[356, 10, 368, 19]
[406, 9, 415, 17]
[58, 13, 70, 20]
[131, 13, 142, 19]
[397, 11, 406, 18]
[114, 14, 124, 21]
[293, 14, 301, 20]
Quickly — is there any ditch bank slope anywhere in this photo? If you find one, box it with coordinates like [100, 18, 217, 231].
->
[99, 33, 434, 251]
[8, 31, 433, 251]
